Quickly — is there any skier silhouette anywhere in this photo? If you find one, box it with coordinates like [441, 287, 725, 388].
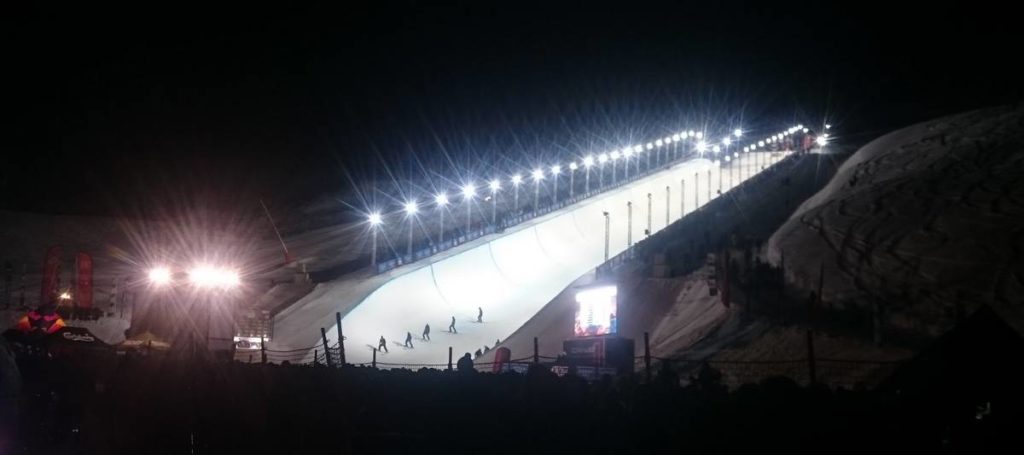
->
[378, 335, 388, 353]
[422, 324, 430, 341]
[449, 316, 457, 333]
[404, 331, 413, 348]
[477, 307, 483, 323]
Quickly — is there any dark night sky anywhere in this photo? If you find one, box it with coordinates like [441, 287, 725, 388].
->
[2, 1, 1020, 216]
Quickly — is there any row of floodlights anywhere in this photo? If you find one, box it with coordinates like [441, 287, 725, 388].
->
[147, 266, 240, 289]
[367, 124, 821, 225]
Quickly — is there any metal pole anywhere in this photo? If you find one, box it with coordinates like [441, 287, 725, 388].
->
[680, 179, 685, 218]
[438, 208, 445, 245]
[646, 193, 652, 236]
[466, 200, 472, 235]
[260, 336, 266, 364]
[695, 172, 699, 208]
[708, 169, 712, 201]
[624, 156, 630, 180]
[552, 174, 559, 205]
[612, 160, 617, 185]
[533, 337, 539, 364]
[665, 185, 670, 227]
[603, 212, 610, 261]
[585, 168, 590, 193]
[513, 186, 519, 212]
[448, 346, 453, 371]
[491, 191, 497, 224]
[370, 228, 378, 268]
[569, 171, 575, 198]
[336, 312, 346, 366]
[627, 202, 633, 247]
[534, 182, 540, 213]
[320, 327, 333, 368]
[644, 332, 651, 383]
[407, 217, 414, 258]
[372, 348, 377, 368]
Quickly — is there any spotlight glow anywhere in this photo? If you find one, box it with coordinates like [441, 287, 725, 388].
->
[462, 183, 476, 198]
[734, 128, 743, 137]
[511, 174, 523, 185]
[723, 138, 732, 146]
[646, 143, 654, 150]
[696, 141, 707, 153]
[633, 145, 643, 153]
[695, 131, 704, 139]
[583, 156, 595, 167]
[435, 193, 449, 205]
[148, 267, 172, 285]
[188, 266, 240, 289]
[672, 133, 681, 141]
[655, 139, 663, 147]
[610, 151, 620, 160]
[489, 179, 501, 191]
[404, 201, 418, 215]
[598, 153, 609, 163]
[532, 169, 544, 181]
[368, 212, 383, 226]
[712, 145, 721, 153]
[551, 165, 561, 175]
[816, 134, 828, 146]
[569, 162, 578, 171]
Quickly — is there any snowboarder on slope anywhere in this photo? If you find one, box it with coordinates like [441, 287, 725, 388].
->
[378, 335, 388, 353]
[449, 316, 457, 333]
[422, 324, 430, 341]
[477, 307, 483, 323]
[405, 331, 413, 348]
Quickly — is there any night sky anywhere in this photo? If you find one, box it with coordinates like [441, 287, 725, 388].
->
[3, 2, 1020, 216]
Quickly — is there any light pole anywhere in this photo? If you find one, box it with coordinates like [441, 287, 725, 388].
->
[665, 185, 670, 227]
[404, 201, 418, 259]
[489, 179, 500, 224]
[435, 193, 448, 245]
[695, 172, 700, 209]
[462, 183, 475, 236]
[583, 156, 594, 193]
[569, 162, 578, 198]
[550, 165, 561, 205]
[532, 169, 544, 212]
[707, 168, 712, 201]
[603, 211, 610, 261]
[598, 153, 608, 189]
[646, 193, 652, 236]
[680, 179, 685, 218]
[627, 201, 633, 247]
[511, 174, 522, 213]
[368, 212, 382, 267]
[633, 145, 641, 178]
[623, 149, 632, 181]
[610, 151, 620, 186]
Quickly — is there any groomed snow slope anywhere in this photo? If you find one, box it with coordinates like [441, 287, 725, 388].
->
[273, 153, 777, 366]
[768, 107, 1024, 337]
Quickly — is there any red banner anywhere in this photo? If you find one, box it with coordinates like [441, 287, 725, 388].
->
[40, 245, 62, 306]
[75, 252, 93, 309]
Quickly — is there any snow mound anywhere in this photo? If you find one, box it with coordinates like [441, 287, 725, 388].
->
[768, 107, 1024, 336]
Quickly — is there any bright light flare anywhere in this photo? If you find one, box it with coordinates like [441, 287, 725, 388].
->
[712, 145, 721, 153]
[655, 139, 663, 147]
[569, 162, 578, 171]
[610, 151, 620, 160]
[696, 141, 707, 153]
[582, 156, 595, 167]
[550, 165, 561, 175]
[368, 212, 383, 226]
[734, 128, 743, 137]
[489, 179, 501, 191]
[723, 137, 732, 146]
[435, 193, 449, 206]
[404, 201, 418, 215]
[189, 266, 240, 289]
[462, 183, 476, 198]
[598, 153, 609, 163]
[816, 134, 829, 146]
[511, 174, 523, 185]
[59, 292, 72, 300]
[148, 267, 172, 285]
[532, 169, 544, 181]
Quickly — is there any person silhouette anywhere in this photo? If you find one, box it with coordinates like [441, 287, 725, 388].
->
[477, 307, 483, 323]
[378, 335, 388, 353]
[422, 324, 430, 341]
[449, 316, 457, 333]
[404, 331, 413, 348]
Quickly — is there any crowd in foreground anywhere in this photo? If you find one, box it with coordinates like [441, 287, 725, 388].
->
[4, 351, 1019, 454]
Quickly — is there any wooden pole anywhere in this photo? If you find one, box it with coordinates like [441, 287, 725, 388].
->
[372, 348, 377, 369]
[314, 349, 318, 366]
[448, 346, 453, 371]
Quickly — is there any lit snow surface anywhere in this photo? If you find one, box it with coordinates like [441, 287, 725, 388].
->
[272, 152, 779, 366]
[768, 107, 1024, 337]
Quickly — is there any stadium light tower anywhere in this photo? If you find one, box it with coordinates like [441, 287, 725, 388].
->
[610, 151, 620, 185]
[368, 212, 383, 267]
[550, 165, 562, 204]
[582, 155, 595, 193]
[511, 174, 522, 212]
[598, 153, 609, 189]
[404, 201, 418, 258]
[734, 128, 742, 138]
[532, 168, 544, 212]
[148, 267, 172, 286]
[568, 162, 578, 198]
[434, 193, 449, 245]
[622, 148, 633, 180]
[462, 183, 475, 235]
[489, 179, 501, 224]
